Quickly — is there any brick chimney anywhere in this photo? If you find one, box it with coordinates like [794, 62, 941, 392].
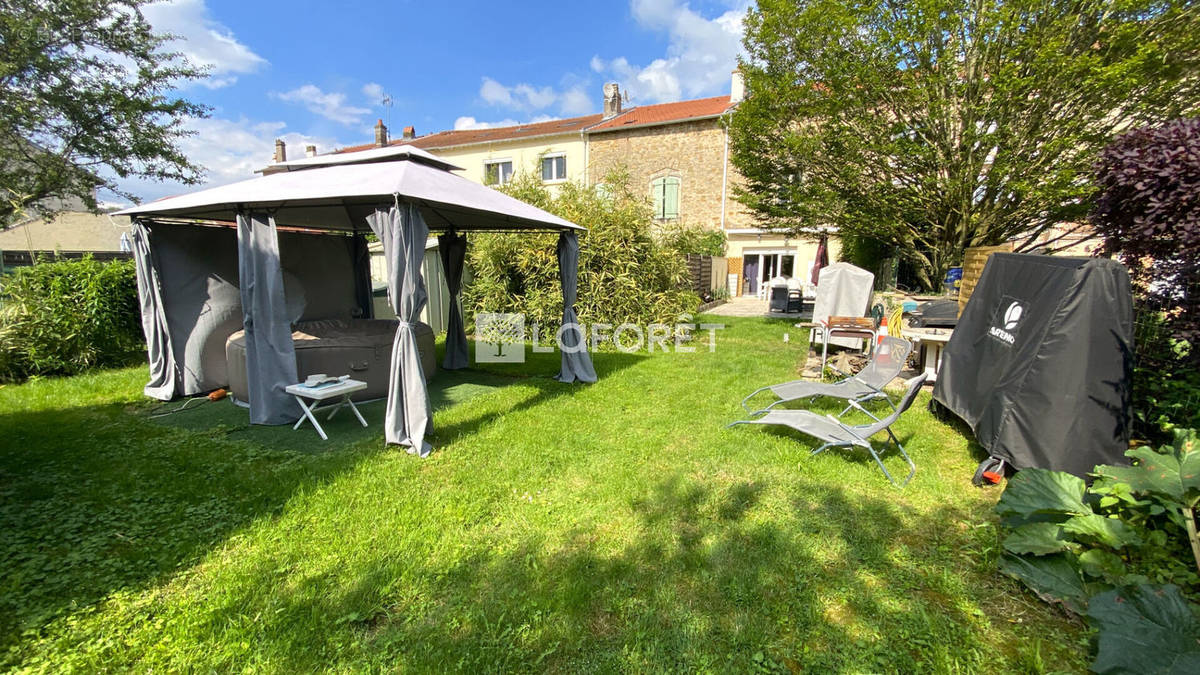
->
[273, 138, 287, 163]
[730, 68, 745, 104]
[402, 125, 415, 140]
[374, 119, 388, 147]
[602, 82, 622, 119]
[305, 144, 317, 158]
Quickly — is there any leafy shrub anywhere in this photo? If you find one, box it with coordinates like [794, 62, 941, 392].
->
[658, 222, 726, 257]
[838, 231, 889, 274]
[1092, 118, 1200, 347]
[0, 257, 143, 381]
[995, 430, 1200, 671]
[1091, 118, 1200, 438]
[463, 170, 699, 331]
[1133, 311, 1200, 434]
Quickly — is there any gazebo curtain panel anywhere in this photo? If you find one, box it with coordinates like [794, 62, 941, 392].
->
[130, 220, 177, 400]
[438, 231, 469, 370]
[236, 212, 302, 425]
[368, 202, 433, 457]
[554, 231, 598, 383]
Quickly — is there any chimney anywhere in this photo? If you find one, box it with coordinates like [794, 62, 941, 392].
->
[730, 68, 745, 104]
[305, 144, 317, 158]
[374, 119, 389, 147]
[273, 138, 287, 163]
[402, 125, 415, 140]
[602, 82, 622, 119]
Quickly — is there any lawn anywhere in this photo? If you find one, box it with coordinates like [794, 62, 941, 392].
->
[0, 315, 1086, 672]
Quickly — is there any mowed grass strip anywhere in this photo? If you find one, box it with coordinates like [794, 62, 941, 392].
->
[0, 316, 1085, 672]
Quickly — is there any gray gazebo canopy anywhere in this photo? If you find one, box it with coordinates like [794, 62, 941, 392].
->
[117, 145, 596, 457]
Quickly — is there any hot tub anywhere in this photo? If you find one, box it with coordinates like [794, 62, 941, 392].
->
[225, 319, 437, 404]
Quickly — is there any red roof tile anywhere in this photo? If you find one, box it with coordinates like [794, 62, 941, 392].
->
[336, 113, 604, 154]
[588, 96, 734, 132]
[333, 94, 736, 154]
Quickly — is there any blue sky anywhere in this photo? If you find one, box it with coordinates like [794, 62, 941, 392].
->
[118, 0, 750, 203]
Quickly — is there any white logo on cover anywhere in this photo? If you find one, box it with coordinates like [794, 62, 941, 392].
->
[1003, 302, 1023, 330]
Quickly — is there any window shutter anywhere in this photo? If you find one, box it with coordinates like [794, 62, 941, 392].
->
[651, 178, 665, 218]
[664, 177, 680, 219]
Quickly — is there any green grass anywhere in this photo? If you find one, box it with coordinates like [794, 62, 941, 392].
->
[0, 316, 1086, 672]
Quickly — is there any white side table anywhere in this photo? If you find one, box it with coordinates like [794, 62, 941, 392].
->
[285, 378, 369, 441]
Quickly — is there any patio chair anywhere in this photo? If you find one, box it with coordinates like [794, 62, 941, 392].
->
[729, 373, 928, 487]
[740, 336, 913, 416]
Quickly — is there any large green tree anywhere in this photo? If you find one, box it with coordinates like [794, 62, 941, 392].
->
[0, 0, 209, 225]
[729, 0, 1200, 288]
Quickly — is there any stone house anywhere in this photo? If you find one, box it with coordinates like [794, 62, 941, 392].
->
[585, 75, 836, 298]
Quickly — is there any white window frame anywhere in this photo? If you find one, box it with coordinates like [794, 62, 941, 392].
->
[540, 152, 567, 183]
[483, 158, 514, 186]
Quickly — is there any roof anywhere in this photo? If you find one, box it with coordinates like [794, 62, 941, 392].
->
[114, 155, 582, 233]
[331, 94, 736, 154]
[262, 144, 461, 173]
[337, 113, 604, 154]
[588, 96, 734, 132]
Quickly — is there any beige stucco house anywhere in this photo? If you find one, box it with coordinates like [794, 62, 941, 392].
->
[336, 115, 599, 197]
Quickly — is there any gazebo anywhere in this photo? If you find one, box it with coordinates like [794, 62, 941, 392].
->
[116, 145, 596, 457]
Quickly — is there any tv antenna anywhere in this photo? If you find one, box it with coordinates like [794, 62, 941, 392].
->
[381, 93, 393, 128]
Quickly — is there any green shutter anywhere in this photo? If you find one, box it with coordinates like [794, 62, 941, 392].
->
[664, 177, 680, 219]
[651, 178, 665, 218]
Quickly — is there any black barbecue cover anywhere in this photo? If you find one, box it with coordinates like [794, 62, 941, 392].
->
[933, 253, 1134, 477]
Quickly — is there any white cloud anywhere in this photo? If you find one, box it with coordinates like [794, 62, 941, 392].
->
[477, 77, 596, 116]
[480, 78, 515, 107]
[362, 82, 385, 103]
[591, 0, 748, 104]
[513, 83, 558, 109]
[272, 84, 371, 126]
[559, 87, 593, 116]
[142, 0, 266, 89]
[453, 116, 520, 130]
[108, 116, 346, 203]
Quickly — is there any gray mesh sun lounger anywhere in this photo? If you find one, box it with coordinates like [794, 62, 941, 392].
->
[729, 373, 928, 487]
[741, 336, 912, 416]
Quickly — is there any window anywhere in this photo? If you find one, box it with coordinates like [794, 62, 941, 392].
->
[541, 154, 566, 182]
[483, 160, 513, 186]
[651, 176, 680, 220]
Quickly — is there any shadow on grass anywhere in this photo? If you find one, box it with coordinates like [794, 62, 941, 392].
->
[0, 349, 645, 662]
[186, 476, 1057, 672]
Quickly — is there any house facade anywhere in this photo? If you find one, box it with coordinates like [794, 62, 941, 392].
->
[315, 72, 837, 297]
[336, 116, 599, 196]
[584, 81, 837, 298]
[0, 204, 132, 272]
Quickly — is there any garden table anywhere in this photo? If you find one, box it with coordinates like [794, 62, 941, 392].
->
[285, 378, 369, 441]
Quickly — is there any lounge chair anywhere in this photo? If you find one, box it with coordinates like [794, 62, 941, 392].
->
[740, 336, 913, 416]
[729, 373, 928, 487]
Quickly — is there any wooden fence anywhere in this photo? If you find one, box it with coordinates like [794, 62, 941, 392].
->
[957, 244, 1013, 316]
[685, 255, 728, 296]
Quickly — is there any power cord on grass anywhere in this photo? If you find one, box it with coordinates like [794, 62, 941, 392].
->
[147, 388, 228, 418]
